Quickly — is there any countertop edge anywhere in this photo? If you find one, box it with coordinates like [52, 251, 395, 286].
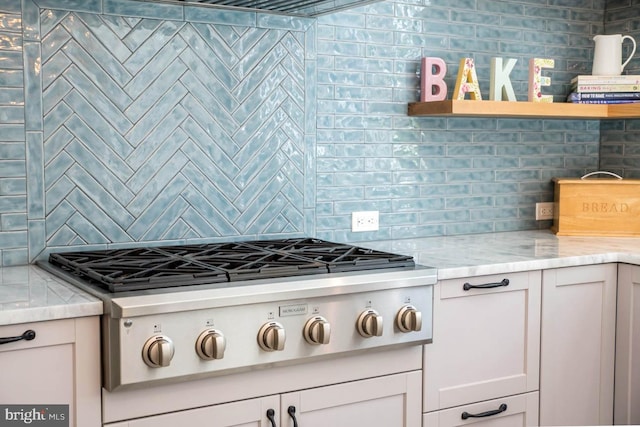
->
[434, 252, 633, 280]
[0, 302, 104, 326]
[0, 265, 104, 327]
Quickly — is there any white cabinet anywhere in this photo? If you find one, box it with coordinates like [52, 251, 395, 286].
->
[539, 264, 617, 426]
[109, 371, 422, 427]
[423, 271, 541, 412]
[102, 346, 423, 424]
[282, 371, 422, 427]
[423, 392, 539, 427]
[0, 317, 101, 427]
[615, 263, 640, 425]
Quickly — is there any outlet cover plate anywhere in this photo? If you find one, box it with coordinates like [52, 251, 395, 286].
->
[535, 202, 554, 220]
[352, 211, 379, 232]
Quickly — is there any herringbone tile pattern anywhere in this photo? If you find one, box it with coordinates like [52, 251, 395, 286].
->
[41, 11, 306, 246]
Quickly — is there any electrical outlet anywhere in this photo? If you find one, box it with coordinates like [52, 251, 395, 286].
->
[535, 202, 555, 220]
[352, 211, 379, 232]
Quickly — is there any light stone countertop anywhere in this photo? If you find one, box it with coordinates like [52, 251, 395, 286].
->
[0, 265, 103, 326]
[3, 230, 640, 325]
[360, 229, 640, 280]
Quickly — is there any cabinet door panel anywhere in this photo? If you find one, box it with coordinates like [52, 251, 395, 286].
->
[0, 318, 100, 427]
[0, 343, 74, 403]
[540, 264, 616, 426]
[424, 271, 541, 412]
[615, 264, 640, 425]
[282, 371, 421, 427]
[423, 392, 538, 427]
[123, 395, 280, 427]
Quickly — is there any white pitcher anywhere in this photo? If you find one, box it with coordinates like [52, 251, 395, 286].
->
[592, 34, 637, 76]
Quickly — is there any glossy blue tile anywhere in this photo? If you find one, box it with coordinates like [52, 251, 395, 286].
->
[184, 4, 256, 26]
[0, 230, 27, 248]
[25, 131, 43, 219]
[0, 213, 27, 231]
[2, 248, 28, 266]
[0, 177, 26, 195]
[256, 13, 314, 31]
[104, 0, 184, 20]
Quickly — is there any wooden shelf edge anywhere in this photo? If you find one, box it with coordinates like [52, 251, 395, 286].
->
[407, 100, 640, 119]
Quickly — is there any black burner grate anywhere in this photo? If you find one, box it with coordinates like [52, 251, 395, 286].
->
[48, 238, 414, 292]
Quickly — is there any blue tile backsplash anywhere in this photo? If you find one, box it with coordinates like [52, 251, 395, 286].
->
[0, 0, 638, 265]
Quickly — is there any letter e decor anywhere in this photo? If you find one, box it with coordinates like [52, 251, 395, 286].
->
[528, 58, 555, 102]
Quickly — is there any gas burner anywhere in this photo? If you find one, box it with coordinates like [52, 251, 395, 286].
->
[48, 238, 415, 292]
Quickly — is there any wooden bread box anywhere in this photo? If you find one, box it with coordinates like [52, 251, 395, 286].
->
[552, 173, 640, 236]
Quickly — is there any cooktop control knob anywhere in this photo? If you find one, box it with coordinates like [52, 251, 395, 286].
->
[303, 316, 331, 345]
[356, 309, 383, 338]
[142, 335, 175, 368]
[258, 321, 286, 351]
[196, 329, 226, 360]
[396, 305, 422, 332]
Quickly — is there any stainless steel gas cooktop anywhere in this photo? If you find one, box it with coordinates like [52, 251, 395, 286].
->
[40, 238, 435, 391]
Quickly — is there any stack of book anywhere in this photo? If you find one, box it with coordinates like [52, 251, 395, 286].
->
[567, 75, 640, 104]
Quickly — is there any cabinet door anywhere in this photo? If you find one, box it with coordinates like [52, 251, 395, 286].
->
[615, 264, 640, 425]
[540, 264, 616, 426]
[117, 395, 280, 427]
[423, 391, 539, 427]
[281, 371, 422, 427]
[0, 317, 100, 427]
[423, 271, 541, 412]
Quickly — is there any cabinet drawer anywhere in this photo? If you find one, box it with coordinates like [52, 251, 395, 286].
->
[423, 392, 539, 427]
[423, 271, 541, 412]
[0, 318, 75, 352]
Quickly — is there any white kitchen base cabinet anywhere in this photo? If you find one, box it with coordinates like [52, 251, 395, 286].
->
[282, 371, 422, 427]
[102, 347, 423, 426]
[615, 263, 640, 425]
[539, 264, 617, 426]
[423, 392, 539, 427]
[0, 317, 101, 427]
[107, 371, 422, 427]
[423, 271, 541, 412]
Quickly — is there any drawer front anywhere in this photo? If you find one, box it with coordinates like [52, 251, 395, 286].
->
[0, 319, 75, 353]
[423, 271, 541, 412]
[423, 392, 539, 427]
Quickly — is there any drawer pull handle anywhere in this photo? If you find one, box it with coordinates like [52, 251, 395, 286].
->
[461, 403, 508, 420]
[288, 405, 299, 427]
[463, 278, 509, 291]
[266, 409, 276, 427]
[0, 329, 36, 345]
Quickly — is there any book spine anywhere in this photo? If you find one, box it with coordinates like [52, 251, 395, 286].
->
[573, 84, 640, 92]
[571, 75, 640, 85]
[567, 92, 640, 100]
[568, 99, 640, 104]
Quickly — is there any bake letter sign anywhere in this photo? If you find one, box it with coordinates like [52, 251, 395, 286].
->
[420, 56, 555, 102]
[490, 58, 517, 101]
[528, 58, 555, 102]
[453, 58, 482, 100]
[420, 57, 447, 102]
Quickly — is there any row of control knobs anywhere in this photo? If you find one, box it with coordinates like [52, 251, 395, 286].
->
[142, 305, 422, 368]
